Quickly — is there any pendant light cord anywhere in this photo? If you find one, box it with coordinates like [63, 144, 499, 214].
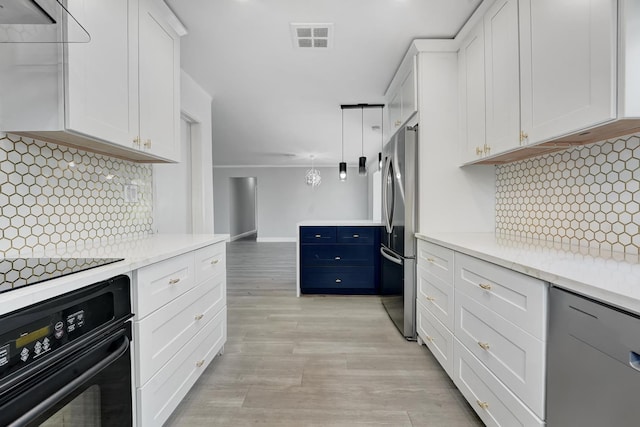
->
[341, 108, 344, 162]
[361, 106, 364, 156]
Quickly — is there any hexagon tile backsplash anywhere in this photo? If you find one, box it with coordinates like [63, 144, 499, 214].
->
[496, 132, 640, 255]
[0, 133, 153, 256]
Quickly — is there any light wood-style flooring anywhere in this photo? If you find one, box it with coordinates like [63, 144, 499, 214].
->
[165, 241, 483, 426]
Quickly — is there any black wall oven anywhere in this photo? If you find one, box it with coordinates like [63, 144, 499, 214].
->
[0, 275, 133, 426]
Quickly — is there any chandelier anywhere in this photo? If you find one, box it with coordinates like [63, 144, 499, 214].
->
[305, 155, 321, 187]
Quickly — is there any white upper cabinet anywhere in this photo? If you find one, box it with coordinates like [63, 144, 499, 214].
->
[484, 0, 520, 157]
[385, 56, 417, 135]
[519, 0, 617, 146]
[138, 0, 181, 161]
[0, 0, 183, 163]
[459, 0, 632, 165]
[65, 0, 138, 148]
[459, 22, 486, 163]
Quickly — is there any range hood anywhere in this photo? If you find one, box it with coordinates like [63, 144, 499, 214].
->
[0, 0, 90, 43]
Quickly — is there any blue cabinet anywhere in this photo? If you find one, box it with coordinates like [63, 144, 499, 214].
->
[300, 226, 380, 295]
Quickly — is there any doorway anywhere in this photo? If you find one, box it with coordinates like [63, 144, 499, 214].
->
[229, 177, 257, 241]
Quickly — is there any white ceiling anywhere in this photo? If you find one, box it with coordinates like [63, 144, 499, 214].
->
[166, 0, 481, 167]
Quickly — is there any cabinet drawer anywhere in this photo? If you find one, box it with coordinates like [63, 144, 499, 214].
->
[137, 307, 227, 427]
[300, 267, 375, 293]
[135, 252, 195, 319]
[336, 227, 376, 244]
[455, 252, 547, 340]
[453, 339, 544, 427]
[417, 240, 454, 286]
[134, 274, 226, 386]
[417, 264, 454, 331]
[417, 299, 454, 377]
[301, 244, 373, 266]
[300, 227, 336, 243]
[455, 291, 545, 418]
[194, 242, 226, 284]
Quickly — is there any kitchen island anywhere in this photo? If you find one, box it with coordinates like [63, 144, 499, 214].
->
[296, 220, 383, 297]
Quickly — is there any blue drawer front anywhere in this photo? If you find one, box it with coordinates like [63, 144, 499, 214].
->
[337, 227, 376, 244]
[300, 226, 336, 243]
[300, 245, 373, 266]
[300, 267, 375, 293]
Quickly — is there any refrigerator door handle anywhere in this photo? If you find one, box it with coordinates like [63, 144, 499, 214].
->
[380, 246, 403, 266]
[382, 157, 394, 234]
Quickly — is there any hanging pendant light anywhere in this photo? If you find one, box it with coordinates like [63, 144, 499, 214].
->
[339, 108, 347, 181]
[359, 106, 367, 176]
[305, 155, 321, 188]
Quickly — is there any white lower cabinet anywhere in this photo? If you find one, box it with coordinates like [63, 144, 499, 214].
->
[453, 339, 544, 427]
[416, 238, 548, 426]
[136, 307, 227, 426]
[132, 241, 227, 426]
[417, 299, 454, 376]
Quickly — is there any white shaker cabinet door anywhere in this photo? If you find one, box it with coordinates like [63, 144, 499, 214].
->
[484, 0, 520, 156]
[519, 0, 617, 145]
[459, 22, 486, 163]
[138, 0, 181, 161]
[65, 0, 138, 149]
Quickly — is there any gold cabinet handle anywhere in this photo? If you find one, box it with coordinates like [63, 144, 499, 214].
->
[520, 130, 529, 144]
[195, 359, 204, 367]
[483, 143, 491, 154]
[478, 341, 490, 351]
[426, 296, 436, 302]
[169, 278, 181, 285]
[334, 256, 341, 260]
[352, 234, 359, 238]
[143, 138, 152, 149]
[476, 400, 489, 410]
[395, 120, 402, 127]
[133, 136, 141, 148]
[335, 278, 342, 283]
[426, 335, 434, 343]
[476, 146, 483, 156]
[195, 314, 204, 321]
[315, 234, 322, 238]
[479, 283, 492, 291]
[210, 259, 219, 265]
[426, 257, 435, 263]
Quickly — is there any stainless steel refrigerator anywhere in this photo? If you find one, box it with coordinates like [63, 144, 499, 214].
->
[380, 122, 417, 340]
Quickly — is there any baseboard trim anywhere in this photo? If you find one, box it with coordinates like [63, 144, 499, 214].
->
[256, 237, 296, 243]
[230, 230, 257, 242]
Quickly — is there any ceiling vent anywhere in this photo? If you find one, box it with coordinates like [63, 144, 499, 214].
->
[290, 23, 333, 49]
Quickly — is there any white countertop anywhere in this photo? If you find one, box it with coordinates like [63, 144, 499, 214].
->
[297, 220, 383, 227]
[417, 232, 640, 314]
[0, 233, 228, 315]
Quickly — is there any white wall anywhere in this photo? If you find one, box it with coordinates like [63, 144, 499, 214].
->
[229, 177, 257, 239]
[213, 166, 368, 240]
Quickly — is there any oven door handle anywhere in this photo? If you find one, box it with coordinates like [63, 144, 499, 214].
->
[8, 331, 130, 427]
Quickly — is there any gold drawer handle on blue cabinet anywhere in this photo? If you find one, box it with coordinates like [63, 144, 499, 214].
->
[315, 234, 322, 238]
[335, 279, 342, 283]
[352, 234, 359, 238]
[335, 256, 341, 260]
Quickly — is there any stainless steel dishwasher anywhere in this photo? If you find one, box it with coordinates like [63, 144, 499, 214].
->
[547, 287, 640, 427]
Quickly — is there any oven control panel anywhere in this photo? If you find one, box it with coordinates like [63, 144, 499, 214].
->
[0, 293, 114, 379]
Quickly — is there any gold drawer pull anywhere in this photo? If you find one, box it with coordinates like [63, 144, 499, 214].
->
[169, 278, 181, 285]
[195, 314, 204, 321]
[478, 341, 490, 351]
[195, 359, 204, 367]
[476, 400, 489, 410]
[133, 136, 141, 148]
[210, 259, 219, 265]
[352, 234, 359, 238]
[426, 258, 435, 263]
[426, 336, 434, 343]
[395, 120, 402, 126]
[479, 283, 492, 291]
[335, 256, 341, 260]
[476, 146, 483, 156]
[315, 234, 322, 238]
[144, 138, 152, 149]
[335, 279, 342, 283]
[426, 296, 435, 302]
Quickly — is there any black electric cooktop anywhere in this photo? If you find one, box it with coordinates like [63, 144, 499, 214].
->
[0, 258, 124, 294]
